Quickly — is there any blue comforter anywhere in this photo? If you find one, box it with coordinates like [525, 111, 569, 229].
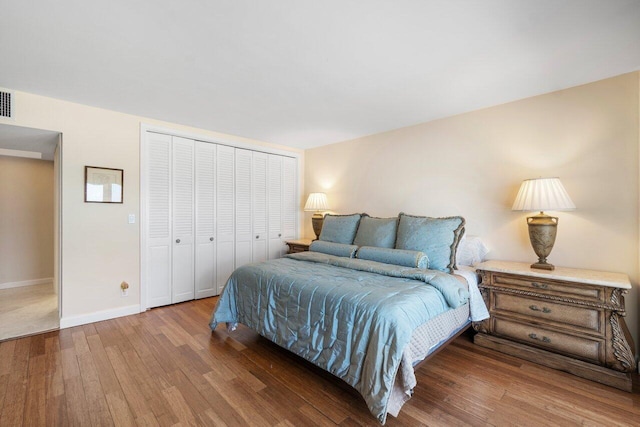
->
[210, 251, 469, 423]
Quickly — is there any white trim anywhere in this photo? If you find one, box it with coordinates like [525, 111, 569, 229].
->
[140, 123, 302, 159]
[0, 148, 42, 159]
[139, 125, 148, 311]
[0, 277, 53, 290]
[297, 153, 304, 239]
[56, 134, 63, 319]
[59, 304, 140, 329]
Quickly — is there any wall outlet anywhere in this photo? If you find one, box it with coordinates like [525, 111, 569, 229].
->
[120, 281, 129, 297]
[128, 214, 136, 224]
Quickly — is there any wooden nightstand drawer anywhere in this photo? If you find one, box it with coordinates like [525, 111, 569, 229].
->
[493, 292, 602, 334]
[493, 317, 603, 364]
[493, 275, 602, 302]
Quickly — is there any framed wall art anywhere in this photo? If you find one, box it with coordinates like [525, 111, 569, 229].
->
[85, 166, 123, 203]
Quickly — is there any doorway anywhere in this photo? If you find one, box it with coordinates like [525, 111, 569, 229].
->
[0, 124, 62, 341]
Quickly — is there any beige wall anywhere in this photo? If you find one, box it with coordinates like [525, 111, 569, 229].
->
[0, 156, 54, 285]
[305, 72, 640, 353]
[0, 91, 302, 322]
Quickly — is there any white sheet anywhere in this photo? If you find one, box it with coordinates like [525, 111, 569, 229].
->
[455, 265, 490, 322]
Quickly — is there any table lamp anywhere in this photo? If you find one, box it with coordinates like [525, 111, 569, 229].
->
[512, 177, 575, 270]
[304, 192, 329, 239]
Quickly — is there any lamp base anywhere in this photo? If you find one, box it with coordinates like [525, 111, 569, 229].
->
[311, 214, 324, 240]
[531, 261, 555, 271]
[527, 212, 559, 271]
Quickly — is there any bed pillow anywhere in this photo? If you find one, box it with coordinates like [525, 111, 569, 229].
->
[455, 235, 489, 267]
[352, 215, 398, 248]
[395, 213, 465, 273]
[356, 246, 429, 269]
[309, 240, 358, 258]
[319, 213, 362, 244]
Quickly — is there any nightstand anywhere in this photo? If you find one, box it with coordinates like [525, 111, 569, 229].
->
[473, 260, 636, 391]
[285, 238, 313, 254]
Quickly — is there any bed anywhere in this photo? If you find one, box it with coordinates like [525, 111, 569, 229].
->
[209, 217, 490, 424]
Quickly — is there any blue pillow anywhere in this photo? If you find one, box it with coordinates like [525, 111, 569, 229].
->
[309, 241, 358, 258]
[395, 213, 465, 273]
[352, 215, 398, 248]
[356, 246, 429, 269]
[319, 213, 362, 244]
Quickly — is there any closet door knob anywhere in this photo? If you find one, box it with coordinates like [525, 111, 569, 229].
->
[210, 237, 214, 241]
[278, 233, 282, 237]
[176, 239, 181, 243]
[256, 235, 259, 239]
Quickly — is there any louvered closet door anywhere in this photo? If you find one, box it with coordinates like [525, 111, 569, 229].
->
[146, 132, 172, 308]
[267, 155, 284, 259]
[252, 152, 268, 262]
[171, 137, 195, 303]
[195, 141, 217, 299]
[235, 149, 253, 268]
[216, 145, 235, 293]
[281, 157, 297, 256]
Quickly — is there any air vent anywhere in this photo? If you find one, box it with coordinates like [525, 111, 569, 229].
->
[0, 90, 13, 119]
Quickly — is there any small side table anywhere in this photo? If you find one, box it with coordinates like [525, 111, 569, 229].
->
[285, 238, 313, 254]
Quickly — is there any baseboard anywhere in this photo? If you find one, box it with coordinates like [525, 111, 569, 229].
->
[60, 304, 141, 329]
[0, 277, 53, 290]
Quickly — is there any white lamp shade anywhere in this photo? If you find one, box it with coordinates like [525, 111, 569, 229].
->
[512, 178, 576, 212]
[304, 192, 329, 211]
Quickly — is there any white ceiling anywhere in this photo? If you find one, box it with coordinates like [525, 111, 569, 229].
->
[1, 1, 639, 149]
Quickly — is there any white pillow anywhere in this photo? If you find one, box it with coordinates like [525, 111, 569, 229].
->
[456, 235, 489, 266]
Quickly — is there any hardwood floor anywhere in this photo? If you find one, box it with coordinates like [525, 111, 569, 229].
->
[0, 297, 638, 426]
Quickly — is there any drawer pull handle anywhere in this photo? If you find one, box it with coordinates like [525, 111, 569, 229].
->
[529, 305, 551, 314]
[528, 333, 551, 343]
[531, 282, 548, 289]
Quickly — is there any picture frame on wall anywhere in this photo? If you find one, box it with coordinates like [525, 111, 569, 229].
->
[85, 166, 124, 203]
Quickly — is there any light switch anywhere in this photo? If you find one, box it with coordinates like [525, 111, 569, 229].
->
[128, 214, 136, 224]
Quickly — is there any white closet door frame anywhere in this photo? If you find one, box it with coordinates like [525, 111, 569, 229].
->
[195, 141, 217, 299]
[171, 136, 196, 304]
[281, 156, 298, 255]
[252, 151, 268, 263]
[216, 144, 236, 294]
[267, 154, 283, 260]
[140, 124, 301, 312]
[143, 132, 173, 308]
[234, 149, 253, 269]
